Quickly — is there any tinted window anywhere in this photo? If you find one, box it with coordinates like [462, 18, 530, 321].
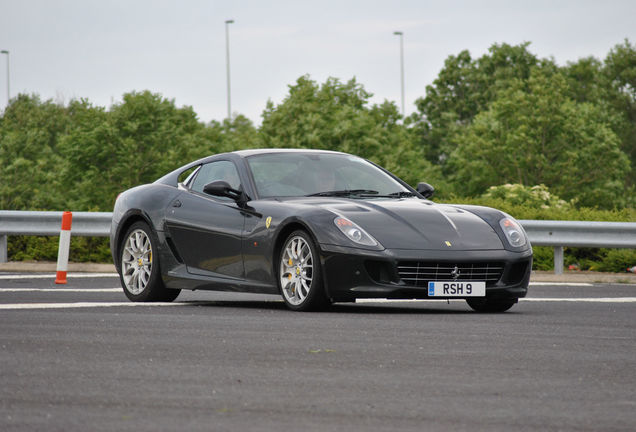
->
[246, 153, 408, 197]
[190, 161, 241, 194]
[178, 166, 199, 184]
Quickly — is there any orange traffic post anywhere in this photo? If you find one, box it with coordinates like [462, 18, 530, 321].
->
[55, 211, 73, 284]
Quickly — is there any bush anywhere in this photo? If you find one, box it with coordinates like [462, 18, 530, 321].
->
[8, 236, 112, 263]
[593, 249, 636, 273]
[532, 246, 555, 271]
[441, 196, 636, 222]
[481, 184, 571, 210]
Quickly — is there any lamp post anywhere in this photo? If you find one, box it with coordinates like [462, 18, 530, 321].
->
[225, 20, 234, 121]
[0, 50, 9, 106]
[393, 32, 404, 117]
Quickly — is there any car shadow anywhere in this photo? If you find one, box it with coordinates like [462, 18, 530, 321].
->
[174, 300, 479, 315]
[328, 303, 475, 315]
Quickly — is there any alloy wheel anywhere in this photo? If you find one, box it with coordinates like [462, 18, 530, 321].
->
[121, 229, 153, 295]
[279, 235, 314, 306]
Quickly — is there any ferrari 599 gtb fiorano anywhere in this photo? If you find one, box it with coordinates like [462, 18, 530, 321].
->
[110, 149, 532, 312]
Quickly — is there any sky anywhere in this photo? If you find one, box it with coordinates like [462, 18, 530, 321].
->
[1, 0, 635, 125]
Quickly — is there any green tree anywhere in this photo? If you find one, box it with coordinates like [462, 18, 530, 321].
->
[447, 70, 629, 208]
[0, 94, 70, 210]
[603, 39, 636, 186]
[57, 92, 260, 211]
[200, 114, 259, 156]
[259, 76, 443, 190]
[562, 42, 636, 188]
[415, 43, 547, 164]
[58, 91, 212, 210]
[562, 56, 609, 104]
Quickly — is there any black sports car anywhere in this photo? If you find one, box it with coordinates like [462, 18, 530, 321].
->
[110, 149, 532, 312]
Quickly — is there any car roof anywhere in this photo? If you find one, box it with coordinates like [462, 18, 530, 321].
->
[233, 148, 346, 158]
[154, 148, 350, 187]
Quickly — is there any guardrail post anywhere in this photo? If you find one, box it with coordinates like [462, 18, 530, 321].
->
[554, 246, 564, 275]
[0, 235, 7, 263]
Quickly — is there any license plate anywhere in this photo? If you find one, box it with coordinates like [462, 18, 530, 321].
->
[428, 281, 485, 297]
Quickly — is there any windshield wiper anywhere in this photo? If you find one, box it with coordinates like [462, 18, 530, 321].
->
[352, 191, 417, 198]
[387, 191, 416, 198]
[307, 189, 379, 197]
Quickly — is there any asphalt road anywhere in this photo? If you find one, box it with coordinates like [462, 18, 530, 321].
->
[1, 273, 635, 431]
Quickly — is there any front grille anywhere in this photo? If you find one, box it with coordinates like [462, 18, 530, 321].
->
[397, 261, 504, 287]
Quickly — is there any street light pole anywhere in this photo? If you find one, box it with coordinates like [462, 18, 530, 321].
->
[393, 32, 404, 117]
[225, 20, 234, 121]
[0, 50, 9, 106]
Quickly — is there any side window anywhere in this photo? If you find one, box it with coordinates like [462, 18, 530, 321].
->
[178, 166, 200, 185]
[190, 160, 242, 194]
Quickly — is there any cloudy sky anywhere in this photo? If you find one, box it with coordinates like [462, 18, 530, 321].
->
[1, 0, 635, 124]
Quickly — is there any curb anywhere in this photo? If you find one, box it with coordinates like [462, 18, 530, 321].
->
[531, 270, 636, 284]
[0, 261, 116, 273]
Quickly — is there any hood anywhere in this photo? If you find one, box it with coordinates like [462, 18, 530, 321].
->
[310, 198, 504, 250]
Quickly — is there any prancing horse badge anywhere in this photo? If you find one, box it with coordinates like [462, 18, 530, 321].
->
[265, 216, 272, 229]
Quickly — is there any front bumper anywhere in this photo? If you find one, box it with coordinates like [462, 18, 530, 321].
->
[319, 244, 532, 302]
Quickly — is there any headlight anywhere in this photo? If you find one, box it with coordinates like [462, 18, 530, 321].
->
[499, 217, 527, 248]
[334, 216, 378, 246]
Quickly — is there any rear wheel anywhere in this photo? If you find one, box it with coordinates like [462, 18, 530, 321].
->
[278, 230, 327, 311]
[119, 221, 180, 302]
[466, 298, 517, 313]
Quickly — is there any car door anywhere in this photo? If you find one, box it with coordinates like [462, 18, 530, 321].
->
[164, 160, 246, 279]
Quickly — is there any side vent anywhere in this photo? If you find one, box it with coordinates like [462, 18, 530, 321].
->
[165, 237, 184, 263]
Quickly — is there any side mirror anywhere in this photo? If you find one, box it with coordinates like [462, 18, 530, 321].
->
[416, 182, 435, 199]
[203, 181, 242, 201]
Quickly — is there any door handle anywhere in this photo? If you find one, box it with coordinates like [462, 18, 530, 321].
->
[172, 200, 182, 208]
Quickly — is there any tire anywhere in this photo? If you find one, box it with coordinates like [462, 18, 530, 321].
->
[466, 298, 517, 313]
[119, 221, 180, 302]
[278, 230, 327, 311]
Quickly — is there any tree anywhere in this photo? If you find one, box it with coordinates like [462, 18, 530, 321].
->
[201, 114, 259, 156]
[0, 94, 70, 210]
[603, 39, 636, 186]
[259, 76, 443, 190]
[58, 91, 213, 210]
[446, 69, 629, 208]
[562, 42, 636, 188]
[563, 56, 607, 104]
[415, 43, 547, 164]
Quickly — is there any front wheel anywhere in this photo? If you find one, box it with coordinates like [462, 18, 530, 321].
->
[119, 221, 180, 302]
[466, 298, 517, 313]
[278, 230, 327, 311]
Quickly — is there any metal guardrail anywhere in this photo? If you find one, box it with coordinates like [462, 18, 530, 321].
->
[519, 220, 636, 249]
[0, 211, 112, 263]
[0, 211, 635, 274]
[519, 220, 636, 274]
[0, 211, 112, 237]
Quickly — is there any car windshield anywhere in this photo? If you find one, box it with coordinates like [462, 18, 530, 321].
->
[246, 152, 412, 198]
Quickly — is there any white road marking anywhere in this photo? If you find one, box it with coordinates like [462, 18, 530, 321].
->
[529, 282, 593, 286]
[356, 297, 636, 304]
[0, 273, 118, 280]
[522, 297, 636, 303]
[0, 288, 121, 293]
[0, 302, 188, 310]
[356, 299, 463, 304]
